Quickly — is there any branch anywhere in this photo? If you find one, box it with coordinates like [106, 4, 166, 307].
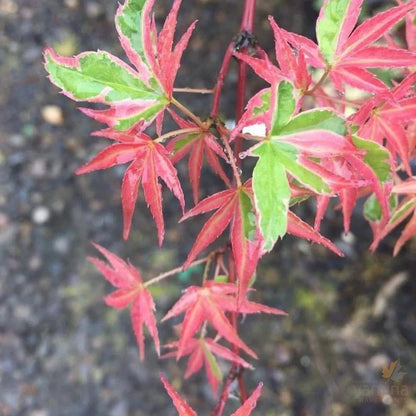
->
[171, 97, 206, 128]
[144, 257, 210, 287]
[211, 42, 235, 118]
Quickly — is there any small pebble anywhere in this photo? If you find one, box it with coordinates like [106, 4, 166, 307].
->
[41, 105, 64, 125]
[32, 206, 50, 224]
[30, 159, 47, 178]
[23, 46, 41, 63]
[28, 255, 42, 271]
[53, 237, 70, 254]
[0, 0, 18, 15]
[86, 1, 104, 18]
[382, 394, 393, 405]
[9, 134, 25, 148]
[51, 199, 65, 213]
[0, 212, 9, 230]
[21, 7, 34, 19]
[64, 0, 79, 9]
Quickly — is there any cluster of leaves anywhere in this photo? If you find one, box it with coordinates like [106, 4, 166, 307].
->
[44, 0, 416, 414]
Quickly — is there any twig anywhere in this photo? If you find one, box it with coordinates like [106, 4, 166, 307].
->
[171, 97, 205, 128]
[144, 257, 209, 287]
[174, 87, 214, 94]
[155, 127, 203, 143]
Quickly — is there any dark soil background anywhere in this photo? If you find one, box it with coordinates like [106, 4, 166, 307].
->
[0, 0, 415, 415]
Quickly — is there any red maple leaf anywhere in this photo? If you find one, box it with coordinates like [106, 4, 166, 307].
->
[162, 281, 286, 360]
[180, 183, 264, 301]
[88, 243, 160, 360]
[370, 177, 416, 255]
[45, 0, 196, 133]
[117, 0, 197, 107]
[167, 110, 232, 204]
[234, 16, 311, 91]
[287, 211, 343, 256]
[138, 0, 197, 100]
[160, 374, 197, 416]
[160, 374, 263, 416]
[163, 336, 252, 395]
[299, 152, 390, 235]
[76, 131, 184, 244]
[162, 281, 256, 359]
[350, 72, 416, 174]
[281, 0, 416, 93]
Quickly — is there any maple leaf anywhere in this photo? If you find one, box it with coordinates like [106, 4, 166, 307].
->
[44, 0, 196, 131]
[395, 0, 416, 53]
[160, 374, 263, 416]
[162, 281, 286, 360]
[370, 177, 416, 255]
[160, 374, 197, 416]
[162, 281, 256, 359]
[350, 72, 416, 175]
[231, 383, 263, 416]
[236, 80, 356, 251]
[88, 243, 159, 360]
[234, 16, 311, 91]
[279, 0, 416, 93]
[75, 131, 184, 244]
[287, 211, 343, 256]
[179, 183, 264, 301]
[167, 110, 232, 204]
[312, 135, 393, 234]
[163, 336, 253, 395]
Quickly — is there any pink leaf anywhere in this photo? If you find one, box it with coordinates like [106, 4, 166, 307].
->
[89, 243, 159, 360]
[334, 0, 365, 56]
[342, 46, 416, 68]
[394, 209, 416, 255]
[231, 383, 263, 416]
[160, 374, 197, 416]
[393, 177, 416, 194]
[342, 1, 416, 57]
[287, 212, 343, 256]
[121, 159, 145, 241]
[282, 30, 325, 68]
[75, 143, 144, 175]
[277, 130, 356, 157]
[330, 66, 387, 93]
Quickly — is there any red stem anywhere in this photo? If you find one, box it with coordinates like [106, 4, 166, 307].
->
[211, 43, 234, 118]
[212, 253, 247, 416]
[228, 253, 247, 404]
[239, 0, 256, 32]
[235, 0, 256, 166]
[210, 2, 257, 413]
[234, 63, 247, 168]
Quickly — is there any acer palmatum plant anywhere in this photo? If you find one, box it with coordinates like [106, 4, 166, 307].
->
[44, 0, 416, 413]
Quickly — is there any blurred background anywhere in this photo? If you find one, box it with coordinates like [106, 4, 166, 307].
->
[0, 0, 415, 415]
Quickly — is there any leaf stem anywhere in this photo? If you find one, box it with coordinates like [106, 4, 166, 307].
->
[154, 127, 202, 143]
[234, 0, 257, 168]
[218, 123, 266, 142]
[311, 93, 363, 108]
[210, 42, 234, 118]
[220, 131, 242, 188]
[306, 69, 330, 95]
[202, 254, 213, 284]
[173, 87, 214, 94]
[171, 97, 205, 128]
[144, 257, 209, 287]
[235, 61, 247, 168]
